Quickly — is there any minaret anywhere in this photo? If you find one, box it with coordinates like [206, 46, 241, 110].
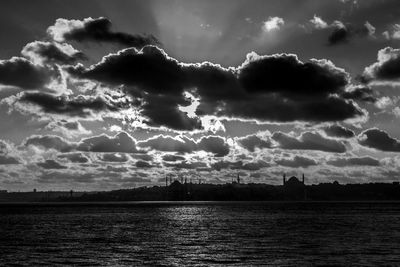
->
[283, 174, 286, 185]
[302, 173, 305, 184]
[237, 173, 240, 184]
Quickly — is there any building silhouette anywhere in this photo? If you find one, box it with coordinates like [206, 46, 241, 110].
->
[283, 173, 307, 200]
[283, 174, 305, 187]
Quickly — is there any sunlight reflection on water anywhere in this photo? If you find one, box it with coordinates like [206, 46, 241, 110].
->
[1, 202, 400, 266]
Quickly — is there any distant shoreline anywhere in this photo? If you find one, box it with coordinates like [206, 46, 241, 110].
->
[2, 200, 400, 205]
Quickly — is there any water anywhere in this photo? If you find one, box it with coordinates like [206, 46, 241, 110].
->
[1, 202, 400, 266]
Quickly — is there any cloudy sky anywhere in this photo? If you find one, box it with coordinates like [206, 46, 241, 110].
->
[2, 0, 400, 191]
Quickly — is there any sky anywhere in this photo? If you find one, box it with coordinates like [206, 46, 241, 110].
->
[2, 0, 400, 191]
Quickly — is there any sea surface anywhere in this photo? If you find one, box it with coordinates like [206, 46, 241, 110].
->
[1, 201, 400, 266]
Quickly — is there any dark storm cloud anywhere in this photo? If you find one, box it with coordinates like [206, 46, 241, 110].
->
[0, 57, 52, 89]
[358, 128, 400, 152]
[327, 156, 380, 167]
[69, 46, 185, 94]
[138, 135, 229, 156]
[24, 135, 75, 152]
[323, 125, 355, 138]
[272, 131, 347, 153]
[0, 155, 20, 164]
[58, 153, 89, 163]
[141, 94, 202, 131]
[48, 17, 159, 48]
[237, 52, 348, 97]
[77, 132, 140, 153]
[210, 52, 364, 123]
[237, 135, 272, 152]
[37, 159, 67, 169]
[21, 41, 86, 65]
[20, 92, 123, 117]
[328, 21, 375, 45]
[275, 156, 317, 168]
[68, 46, 201, 130]
[68, 46, 367, 129]
[363, 47, 400, 83]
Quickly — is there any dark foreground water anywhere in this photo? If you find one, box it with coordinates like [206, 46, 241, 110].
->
[1, 202, 400, 266]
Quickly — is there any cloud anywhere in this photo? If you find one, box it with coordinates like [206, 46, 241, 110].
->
[262, 17, 284, 32]
[0, 140, 13, 154]
[272, 131, 347, 153]
[382, 24, 400, 40]
[275, 155, 317, 168]
[135, 160, 152, 168]
[68, 46, 366, 128]
[341, 85, 376, 103]
[358, 128, 400, 152]
[138, 134, 229, 156]
[45, 120, 92, 138]
[68, 46, 201, 130]
[212, 160, 270, 171]
[19, 92, 124, 117]
[47, 17, 159, 48]
[235, 160, 270, 171]
[21, 41, 85, 65]
[37, 171, 96, 184]
[328, 21, 375, 45]
[141, 93, 202, 131]
[0, 57, 53, 89]
[327, 156, 380, 167]
[237, 134, 272, 152]
[103, 166, 128, 173]
[162, 154, 186, 162]
[165, 161, 208, 170]
[328, 21, 349, 45]
[24, 135, 75, 152]
[24, 132, 140, 154]
[197, 136, 229, 157]
[362, 47, 400, 83]
[0, 155, 20, 165]
[99, 153, 129, 162]
[78, 132, 140, 153]
[310, 15, 328, 29]
[232, 52, 364, 122]
[323, 125, 355, 138]
[138, 135, 197, 153]
[37, 159, 67, 169]
[58, 153, 89, 163]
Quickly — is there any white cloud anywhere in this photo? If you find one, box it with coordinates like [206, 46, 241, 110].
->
[375, 96, 394, 109]
[310, 15, 328, 29]
[393, 107, 400, 117]
[262, 17, 284, 32]
[382, 24, 400, 40]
